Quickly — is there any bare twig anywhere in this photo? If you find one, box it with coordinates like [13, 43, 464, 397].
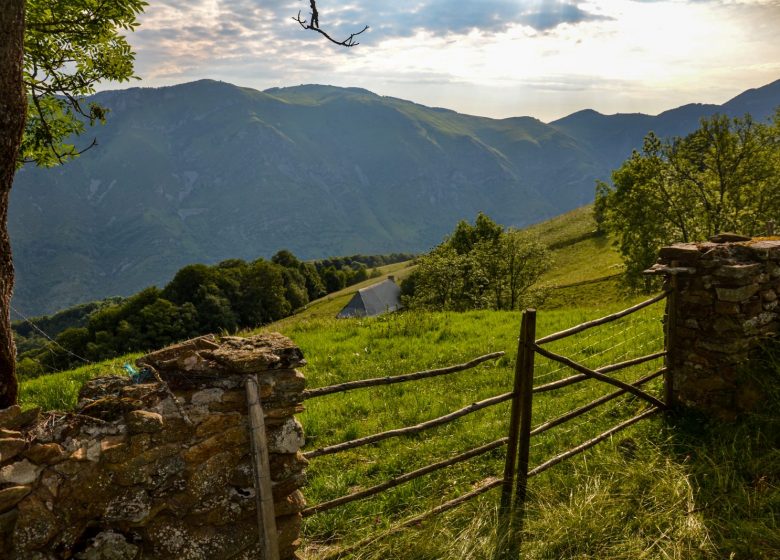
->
[293, 0, 368, 47]
[138, 362, 193, 426]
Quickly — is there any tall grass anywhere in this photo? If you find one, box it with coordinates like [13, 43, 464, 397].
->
[266, 301, 714, 558]
[18, 357, 137, 411]
[266, 303, 779, 560]
[18, 300, 779, 559]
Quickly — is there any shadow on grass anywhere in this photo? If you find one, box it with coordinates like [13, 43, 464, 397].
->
[662, 349, 780, 560]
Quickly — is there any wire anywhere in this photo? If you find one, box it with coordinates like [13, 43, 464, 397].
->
[10, 304, 93, 365]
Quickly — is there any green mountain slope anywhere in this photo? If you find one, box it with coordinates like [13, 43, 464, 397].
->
[10, 79, 780, 315]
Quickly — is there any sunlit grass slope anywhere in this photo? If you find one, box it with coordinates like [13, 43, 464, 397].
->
[279, 204, 626, 327]
[265, 306, 778, 560]
[18, 285, 778, 560]
[17, 205, 777, 559]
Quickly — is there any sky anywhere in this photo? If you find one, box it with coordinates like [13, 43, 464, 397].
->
[119, 0, 780, 122]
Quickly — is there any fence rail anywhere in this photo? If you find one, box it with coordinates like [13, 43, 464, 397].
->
[303, 390, 513, 459]
[302, 351, 505, 400]
[302, 437, 508, 517]
[532, 350, 666, 393]
[303, 292, 670, 559]
[302, 350, 509, 559]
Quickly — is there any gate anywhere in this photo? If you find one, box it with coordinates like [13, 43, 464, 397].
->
[500, 291, 671, 553]
[300, 292, 671, 558]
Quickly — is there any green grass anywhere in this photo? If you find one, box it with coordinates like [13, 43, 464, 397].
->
[19, 356, 139, 411]
[268, 306, 777, 560]
[267, 302, 666, 555]
[16, 205, 778, 559]
[17, 299, 778, 559]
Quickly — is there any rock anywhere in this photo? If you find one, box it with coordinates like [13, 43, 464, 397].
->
[274, 490, 306, 517]
[0, 486, 31, 513]
[135, 335, 226, 383]
[23, 443, 65, 465]
[190, 388, 224, 406]
[74, 530, 139, 560]
[79, 397, 143, 421]
[208, 333, 306, 373]
[268, 418, 305, 454]
[276, 513, 303, 558]
[144, 516, 256, 560]
[125, 410, 164, 434]
[195, 413, 244, 438]
[715, 284, 759, 302]
[0, 460, 42, 486]
[77, 376, 131, 405]
[13, 496, 59, 550]
[1, 333, 309, 558]
[272, 473, 307, 501]
[0, 508, 18, 540]
[120, 383, 163, 401]
[103, 488, 152, 523]
[269, 452, 308, 482]
[0, 407, 41, 431]
[0, 407, 22, 431]
[183, 426, 247, 464]
[714, 263, 762, 281]
[748, 240, 780, 259]
[710, 232, 751, 243]
[658, 244, 702, 262]
[0, 439, 26, 463]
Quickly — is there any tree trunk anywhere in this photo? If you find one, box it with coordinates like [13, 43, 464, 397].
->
[0, 0, 27, 408]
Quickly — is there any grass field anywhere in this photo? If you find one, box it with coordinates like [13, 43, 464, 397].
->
[16, 205, 779, 559]
[268, 305, 778, 560]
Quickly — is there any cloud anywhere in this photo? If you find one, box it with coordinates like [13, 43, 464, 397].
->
[332, 1, 611, 39]
[110, 0, 780, 123]
[518, 2, 613, 31]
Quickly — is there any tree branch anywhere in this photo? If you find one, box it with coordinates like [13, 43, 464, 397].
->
[293, 1, 368, 47]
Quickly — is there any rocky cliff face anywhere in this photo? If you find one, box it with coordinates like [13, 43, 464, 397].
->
[0, 333, 307, 559]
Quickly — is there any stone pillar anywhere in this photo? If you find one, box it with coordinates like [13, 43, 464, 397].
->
[0, 333, 307, 559]
[647, 239, 780, 419]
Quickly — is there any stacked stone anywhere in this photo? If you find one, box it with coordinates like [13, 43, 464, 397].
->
[0, 333, 307, 559]
[648, 239, 780, 419]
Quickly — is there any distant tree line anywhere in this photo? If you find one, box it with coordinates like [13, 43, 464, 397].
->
[402, 213, 552, 311]
[14, 250, 412, 377]
[596, 111, 780, 291]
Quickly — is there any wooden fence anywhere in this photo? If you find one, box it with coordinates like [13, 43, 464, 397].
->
[300, 351, 509, 559]
[500, 291, 670, 554]
[299, 292, 671, 559]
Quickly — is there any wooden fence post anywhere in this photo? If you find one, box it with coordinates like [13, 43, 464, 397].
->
[664, 271, 678, 409]
[510, 309, 537, 549]
[499, 312, 530, 557]
[246, 375, 280, 560]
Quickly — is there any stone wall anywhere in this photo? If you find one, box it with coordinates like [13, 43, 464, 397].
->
[0, 333, 307, 559]
[648, 238, 780, 419]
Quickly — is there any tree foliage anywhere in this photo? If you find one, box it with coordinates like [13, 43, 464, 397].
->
[14, 249, 415, 376]
[596, 112, 780, 290]
[1, 0, 146, 406]
[403, 213, 552, 311]
[21, 0, 146, 166]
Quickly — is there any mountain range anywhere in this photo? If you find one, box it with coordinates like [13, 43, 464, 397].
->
[10, 78, 780, 315]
